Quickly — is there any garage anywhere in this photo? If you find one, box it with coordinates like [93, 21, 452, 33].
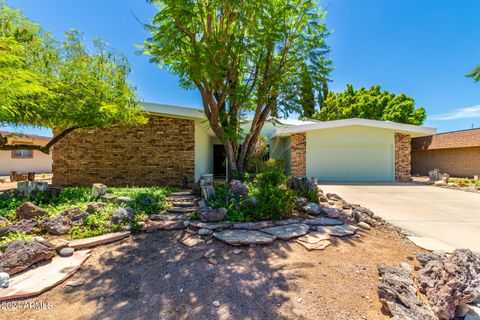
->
[306, 126, 395, 182]
[273, 118, 437, 182]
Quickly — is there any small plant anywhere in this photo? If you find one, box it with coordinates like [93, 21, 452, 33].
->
[0, 232, 32, 248]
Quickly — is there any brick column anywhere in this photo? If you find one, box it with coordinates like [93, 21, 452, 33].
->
[395, 133, 411, 181]
[291, 133, 306, 176]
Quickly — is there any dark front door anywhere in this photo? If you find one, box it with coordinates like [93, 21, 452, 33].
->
[213, 144, 226, 177]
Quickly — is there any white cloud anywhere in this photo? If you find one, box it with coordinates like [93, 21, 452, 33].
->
[430, 104, 480, 121]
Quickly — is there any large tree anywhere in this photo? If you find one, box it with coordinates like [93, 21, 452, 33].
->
[144, 0, 331, 176]
[313, 84, 426, 125]
[0, 4, 146, 153]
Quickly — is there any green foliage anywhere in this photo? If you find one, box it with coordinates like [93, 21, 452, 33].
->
[110, 187, 171, 215]
[0, 186, 171, 240]
[299, 63, 316, 118]
[312, 84, 426, 125]
[144, 0, 331, 175]
[467, 65, 480, 82]
[450, 177, 480, 187]
[210, 159, 293, 221]
[0, 3, 146, 152]
[295, 188, 318, 203]
[0, 232, 32, 248]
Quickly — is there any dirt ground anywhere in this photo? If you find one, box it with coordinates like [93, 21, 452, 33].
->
[1, 223, 425, 320]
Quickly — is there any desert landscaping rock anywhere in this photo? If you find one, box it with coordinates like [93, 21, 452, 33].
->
[16, 202, 47, 219]
[198, 207, 227, 222]
[111, 207, 135, 224]
[187, 221, 231, 230]
[68, 232, 130, 250]
[65, 279, 85, 287]
[91, 183, 107, 198]
[232, 221, 275, 230]
[377, 263, 437, 320]
[317, 225, 358, 237]
[303, 217, 343, 226]
[232, 249, 242, 255]
[212, 300, 221, 308]
[198, 228, 213, 236]
[115, 196, 132, 205]
[295, 196, 308, 211]
[261, 224, 310, 240]
[213, 229, 276, 246]
[417, 249, 480, 320]
[321, 207, 341, 218]
[303, 202, 322, 215]
[0, 239, 55, 275]
[179, 235, 204, 247]
[357, 222, 371, 230]
[168, 206, 196, 214]
[274, 218, 302, 226]
[86, 202, 106, 214]
[59, 247, 74, 257]
[41, 208, 88, 235]
[143, 220, 184, 232]
[296, 232, 332, 251]
[100, 193, 117, 202]
[0, 219, 39, 236]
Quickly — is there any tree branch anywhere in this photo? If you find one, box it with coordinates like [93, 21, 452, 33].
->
[0, 127, 78, 154]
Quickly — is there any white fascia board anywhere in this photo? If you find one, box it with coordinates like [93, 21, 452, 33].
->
[141, 102, 205, 119]
[274, 118, 437, 137]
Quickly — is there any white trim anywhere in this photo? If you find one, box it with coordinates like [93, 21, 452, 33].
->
[141, 102, 205, 119]
[274, 118, 437, 137]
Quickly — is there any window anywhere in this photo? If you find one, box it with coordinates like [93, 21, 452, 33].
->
[11, 141, 33, 158]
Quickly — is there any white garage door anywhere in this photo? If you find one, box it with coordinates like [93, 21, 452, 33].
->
[306, 144, 394, 182]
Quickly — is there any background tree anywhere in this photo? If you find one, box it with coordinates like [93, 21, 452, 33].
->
[467, 65, 480, 82]
[144, 0, 331, 177]
[0, 4, 146, 153]
[299, 63, 315, 118]
[312, 84, 426, 125]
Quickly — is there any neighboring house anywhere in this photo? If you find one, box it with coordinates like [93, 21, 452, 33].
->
[411, 128, 480, 177]
[0, 131, 53, 176]
[51, 103, 436, 187]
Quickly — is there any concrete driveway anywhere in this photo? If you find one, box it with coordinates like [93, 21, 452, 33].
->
[319, 182, 480, 252]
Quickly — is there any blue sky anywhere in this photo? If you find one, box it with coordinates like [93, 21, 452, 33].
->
[3, 0, 480, 135]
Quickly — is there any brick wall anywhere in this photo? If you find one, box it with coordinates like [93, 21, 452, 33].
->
[412, 147, 480, 177]
[291, 133, 306, 176]
[395, 133, 411, 181]
[52, 115, 195, 187]
[412, 128, 480, 150]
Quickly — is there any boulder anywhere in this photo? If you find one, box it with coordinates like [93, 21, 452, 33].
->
[91, 183, 107, 198]
[261, 224, 310, 240]
[86, 202, 106, 214]
[303, 202, 322, 215]
[441, 173, 450, 183]
[428, 169, 441, 182]
[198, 207, 226, 222]
[213, 229, 276, 245]
[198, 228, 213, 236]
[41, 208, 88, 235]
[229, 180, 249, 198]
[110, 208, 135, 224]
[377, 263, 437, 320]
[0, 219, 39, 236]
[58, 247, 74, 257]
[16, 202, 47, 220]
[0, 239, 55, 275]
[417, 249, 480, 320]
[287, 176, 318, 194]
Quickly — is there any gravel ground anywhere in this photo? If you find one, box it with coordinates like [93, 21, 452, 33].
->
[2, 224, 425, 320]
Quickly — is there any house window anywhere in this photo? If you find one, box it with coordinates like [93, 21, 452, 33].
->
[11, 141, 33, 158]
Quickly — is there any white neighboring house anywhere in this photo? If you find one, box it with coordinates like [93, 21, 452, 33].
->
[0, 131, 53, 176]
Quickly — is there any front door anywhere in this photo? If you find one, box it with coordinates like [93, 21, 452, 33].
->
[213, 144, 226, 178]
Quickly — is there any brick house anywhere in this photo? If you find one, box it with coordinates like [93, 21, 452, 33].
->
[411, 128, 480, 177]
[52, 103, 436, 187]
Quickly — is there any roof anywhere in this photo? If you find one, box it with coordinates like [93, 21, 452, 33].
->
[141, 102, 205, 119]
[411, 127, 480, 150]
[0, 131, 52, 141]
[274, 118, 437, 138]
